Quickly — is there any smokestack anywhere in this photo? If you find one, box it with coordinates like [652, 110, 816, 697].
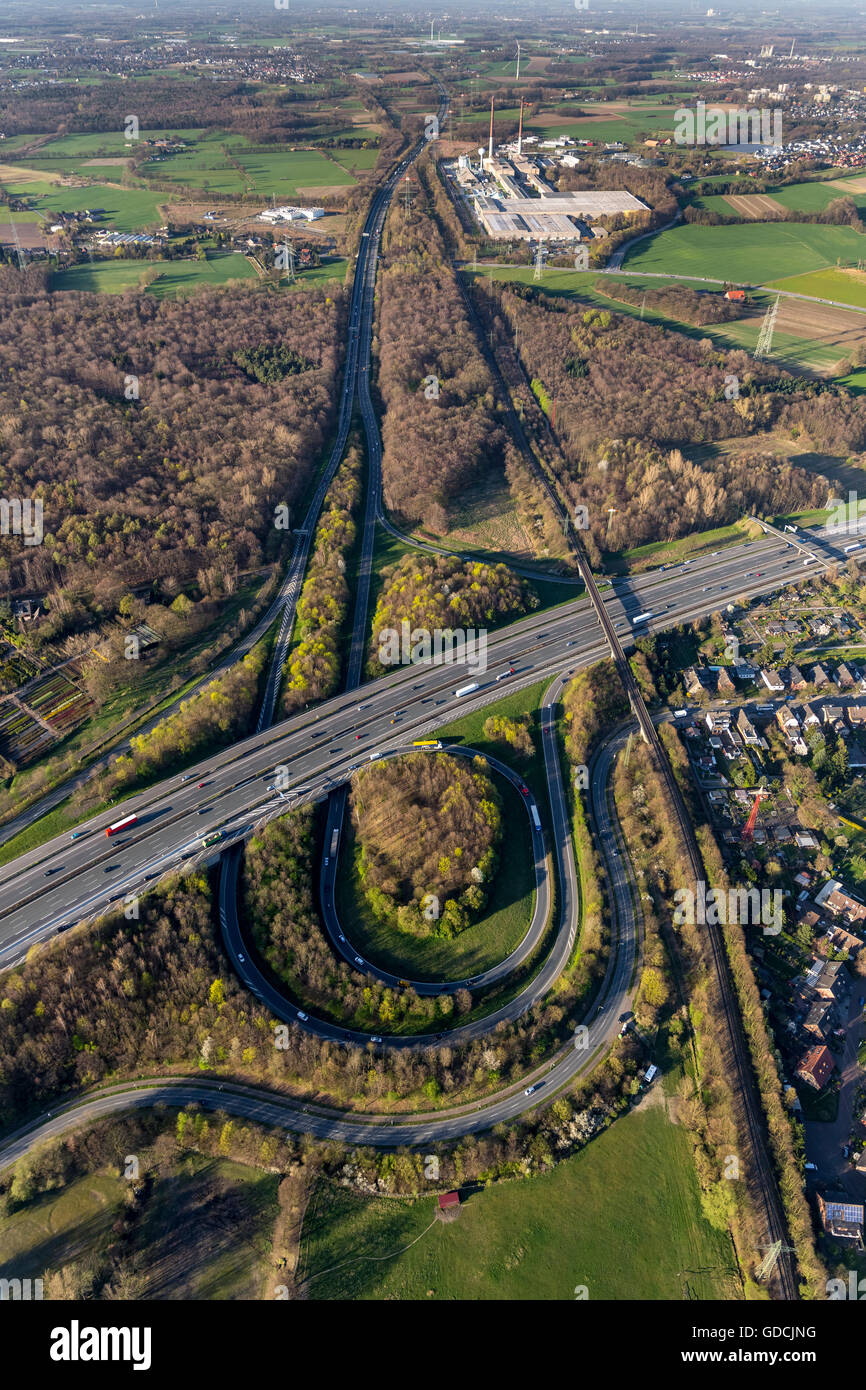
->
[517, 99, 524, 156]
[488, 95, 494, 166]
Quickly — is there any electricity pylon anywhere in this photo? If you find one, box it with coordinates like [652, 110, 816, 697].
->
[754, 294, 780, 361]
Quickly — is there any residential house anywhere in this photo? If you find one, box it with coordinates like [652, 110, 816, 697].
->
[836, 662, 856, 689]
[776, 707, 800, 739]
[799, 703, 821, 733]
[847, 706, 866, 731]
[796, 1044, 835, 1090]
[760, 668, 785, 693]
[736, 708, 760, 745]
[814, 960, 847, 1002]
[815, 880, 866, 924]
[716, 667, 736, 697]
[705, 709, 732, 734]
[811, 664, 830, 688]
[733, 663, 757, 682]
[823, 924, 863, 955]
[683, 666, 709, 699]
[787, 664, 808, 691]
[816, 1193, 863, 1242]
[794, 831, 819, 850]
[803, 999, 832, 1039]
[821, 703, 847, 736]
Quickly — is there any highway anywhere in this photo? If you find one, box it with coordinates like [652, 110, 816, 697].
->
[0, 718, 642, 1161]
[0, 514, 853, 970]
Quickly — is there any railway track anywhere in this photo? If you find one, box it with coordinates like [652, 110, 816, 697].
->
[456, 267, 799, 1299]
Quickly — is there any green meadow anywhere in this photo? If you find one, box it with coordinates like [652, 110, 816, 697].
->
[299, 1105, 741, 1301]
[624, 221, 866, 285]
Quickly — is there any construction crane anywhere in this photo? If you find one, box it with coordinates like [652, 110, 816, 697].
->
[742, 785, 768, 841]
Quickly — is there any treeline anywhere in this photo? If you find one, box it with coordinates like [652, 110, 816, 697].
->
[0, 283, 342, 646]
[562, 659, 630, 765]
[561, 662, 623, 1010]
[368, 553, 535, 676]
[83, 643, 266, 808]
[351, 753, 501, 939]
[611, 739, 761, 1274]
[0, 78, 357, 143]
[684, 195, 865, 234]
[282, 445, 362, 715]
[486, 285, 844, 558]
[658, 725, 825, 1294]
[596, 278, 742, 326]
[374, 163, 514, 531]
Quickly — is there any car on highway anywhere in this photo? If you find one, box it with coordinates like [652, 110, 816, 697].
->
[338, 933, 346, 942]
[355, 733, 362, 740]
[519, 785, 529, 797]
[354, 955, 363, 966]
[198, 781, 208, 788]
[370, 1035, 383, 1043]
[181, 775, 192, 782]
[237, 953, 245, 963]
[495, 666, 516, 681]
[524, 1083, 543, 1096]
[104, 864, 120, 873]
[44, 868, 56, 876]
[323, 856, 329, 867]
[70, 832, 83, 841]
[297, 1011, 309, 1022]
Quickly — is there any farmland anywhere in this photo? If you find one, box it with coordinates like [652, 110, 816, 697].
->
[623, 222, 866, 286]
[765, 267, 866, 312]
[0, 127, 362, 236]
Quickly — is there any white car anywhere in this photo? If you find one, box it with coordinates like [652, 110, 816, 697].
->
[297, 1011, 308, 1022]
[354, 955, 363, 966]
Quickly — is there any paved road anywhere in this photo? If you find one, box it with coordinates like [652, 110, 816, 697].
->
[0, 718, 642, 1162]
[0, 514, 852, 970]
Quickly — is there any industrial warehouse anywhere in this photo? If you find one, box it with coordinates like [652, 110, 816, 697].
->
[446, 98, 648, 243]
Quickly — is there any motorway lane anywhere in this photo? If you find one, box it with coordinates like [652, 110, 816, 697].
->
[0, 716, 643, 1160]
[0, 516, 851, 964]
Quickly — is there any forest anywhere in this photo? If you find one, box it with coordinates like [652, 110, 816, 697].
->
[375, 166, 512, 531]
[351, 752, 501, 940]
[596, 279, 743, 326]
[368, 553, 534, 676]
[0, 280, 343, 651]
[485, 285, 843, 557]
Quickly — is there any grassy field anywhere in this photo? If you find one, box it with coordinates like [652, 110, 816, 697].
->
[336, 770, 536, 981]
[624, 222, 866, 285]
[0, 1173, 126, 1284]
[0, 179, 167, 232]
[1, 126, 360, 228]
[764, 267, 866, 310]
[298, 1104, 741, 1300]
[51, 252, 259, 296]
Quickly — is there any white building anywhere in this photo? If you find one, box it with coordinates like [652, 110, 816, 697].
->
[258, 205, 324, 224]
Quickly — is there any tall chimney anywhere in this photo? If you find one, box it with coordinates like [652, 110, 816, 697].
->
[488, 95, 495, 166]
[517, 98, 524, 156]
